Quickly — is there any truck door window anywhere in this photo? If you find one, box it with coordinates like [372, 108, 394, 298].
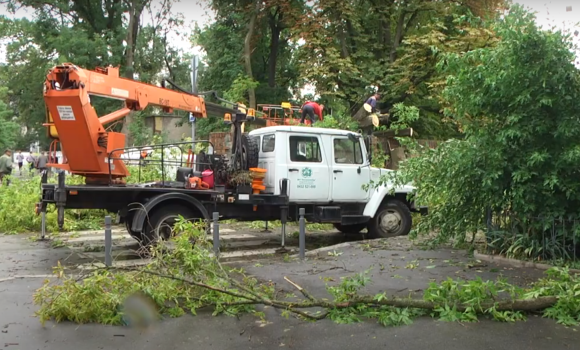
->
[262, 134, 275, 152]
[289, 136, 322, 162]
[333, 138, 363, 164]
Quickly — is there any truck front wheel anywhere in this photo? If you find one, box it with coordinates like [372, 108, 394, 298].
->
[367, 199, 412, 239]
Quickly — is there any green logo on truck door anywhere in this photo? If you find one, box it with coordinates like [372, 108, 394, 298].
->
[297, 167, 315, 189]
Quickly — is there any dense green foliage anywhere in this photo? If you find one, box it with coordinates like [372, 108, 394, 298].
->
[0, 135, 177, 235]
[0, 0, 193, 148]
[0, 175, 105, 234]
[192, 0, 507, 138]
[381, 6, 580, 261]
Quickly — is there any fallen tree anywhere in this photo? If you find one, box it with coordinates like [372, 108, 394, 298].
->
[32, 220, 580, 328]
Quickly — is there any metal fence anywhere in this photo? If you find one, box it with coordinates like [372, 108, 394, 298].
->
[485, 210, 580, 263]
[101, 208, 310, 267]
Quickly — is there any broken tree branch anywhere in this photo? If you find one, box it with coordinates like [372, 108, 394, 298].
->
[109, 267, 558, 319]
[284, 276, 316, 302]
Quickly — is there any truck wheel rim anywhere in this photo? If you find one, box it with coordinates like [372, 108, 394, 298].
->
[156, 216, 178, 240]
[380, 210, 402, 233]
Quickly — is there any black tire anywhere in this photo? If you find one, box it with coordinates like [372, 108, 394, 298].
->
[242, 133, 260, 169]
[142, 204, 197, 245]
[367, 199, 412, 239]
[333, 223, 367, 235]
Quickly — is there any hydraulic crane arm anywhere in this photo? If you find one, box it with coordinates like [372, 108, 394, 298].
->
[43, 63, 211, 183]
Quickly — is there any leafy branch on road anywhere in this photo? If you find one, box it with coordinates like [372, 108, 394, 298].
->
[33, 219, 580, 327]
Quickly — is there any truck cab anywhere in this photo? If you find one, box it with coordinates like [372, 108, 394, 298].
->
[249, 126, 425, 238]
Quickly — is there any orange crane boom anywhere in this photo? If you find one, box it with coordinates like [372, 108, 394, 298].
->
[43, 63, 208, 183]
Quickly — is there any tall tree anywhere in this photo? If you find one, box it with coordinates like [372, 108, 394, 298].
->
[243, 0, 261, 108]
[297, 0, 506, 137]
[1, 0, 192, 147]
[194, 0, 305, 106]
[386, 4, 580, 257]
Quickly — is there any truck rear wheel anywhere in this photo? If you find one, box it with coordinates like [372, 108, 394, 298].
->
[333, 223, 367, 235]
[142, 204, 197, 246]
[367, 199, 412, 239]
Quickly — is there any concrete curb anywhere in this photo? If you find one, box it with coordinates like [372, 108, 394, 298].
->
[292, 241, 357, 258]
[473, 250, 580, 274]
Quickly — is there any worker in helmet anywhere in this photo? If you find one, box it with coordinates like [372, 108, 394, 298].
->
[300, 101, 324, 124]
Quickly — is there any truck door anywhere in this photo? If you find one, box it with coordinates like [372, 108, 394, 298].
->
[287, 134, 331, 202]
[331, 136, 370, 202]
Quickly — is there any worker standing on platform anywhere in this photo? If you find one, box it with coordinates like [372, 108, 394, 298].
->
[364, 92, 380, 113]
[300, 101, 324, 124]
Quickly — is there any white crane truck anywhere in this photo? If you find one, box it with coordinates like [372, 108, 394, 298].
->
[249, 125, 426, 238]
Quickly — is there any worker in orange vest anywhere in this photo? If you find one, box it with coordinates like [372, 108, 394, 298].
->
[300, 101, 324, 124]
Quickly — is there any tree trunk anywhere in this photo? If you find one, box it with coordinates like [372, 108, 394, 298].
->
[268, 26, 281, 88]
[244, 0, 260, 108]
[352, 105, 390, 126]
[124, 1, 136, 79]
[124, 0, 147, 79]
[268, 10, 283, 88]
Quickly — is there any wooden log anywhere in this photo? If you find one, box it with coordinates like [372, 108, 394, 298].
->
[352, 106, 389, 127]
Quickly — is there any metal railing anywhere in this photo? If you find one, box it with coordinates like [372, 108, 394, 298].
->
[485, 210, 580, 263]
[106, 140, 216, 186]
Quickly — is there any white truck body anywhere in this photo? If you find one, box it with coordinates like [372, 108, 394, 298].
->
[249, 126, 418, 225]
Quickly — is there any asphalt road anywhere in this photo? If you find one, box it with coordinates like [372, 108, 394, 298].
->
[1, 233, 580, 350]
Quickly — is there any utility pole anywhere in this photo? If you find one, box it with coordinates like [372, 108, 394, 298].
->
[190, 56, 199, 146]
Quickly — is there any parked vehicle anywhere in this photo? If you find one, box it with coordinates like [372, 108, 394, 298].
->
[36, 63, 427, 245]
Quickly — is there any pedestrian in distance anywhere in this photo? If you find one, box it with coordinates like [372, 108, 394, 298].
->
[15, 150, 24, 176]
[36, 151, 48, 175]
[26, 152, 36, 174]
[0, 149, 13, 186]
[300, 101, 324, 124]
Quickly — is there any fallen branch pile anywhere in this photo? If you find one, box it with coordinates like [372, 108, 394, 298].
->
[32, 221, 580, 327]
